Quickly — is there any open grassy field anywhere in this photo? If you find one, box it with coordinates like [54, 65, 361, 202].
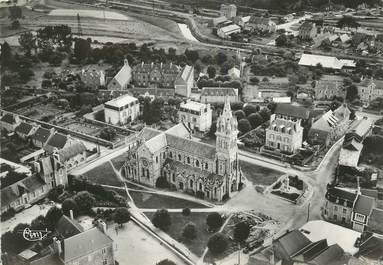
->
[240, 160, 283, 186]
[144, 211, 213, 257]
[82, 161, 123, 187]
[129, 191, 208, 209]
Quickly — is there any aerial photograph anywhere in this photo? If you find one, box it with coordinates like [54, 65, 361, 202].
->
[0, 0, 383, 264]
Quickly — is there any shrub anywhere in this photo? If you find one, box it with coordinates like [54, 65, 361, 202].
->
[152, 209, 171, 231]
[234, 110, 246, 120]
[73, 191, 96, 212]
[182, 222, 197, 240]
[45, 206, 63, 230]
[182, 208, 191, 216]
[243, 104, 258, 116]
[196, 191, 204, 199]
[206, 212, 223, 231]
[238, 182, 245, 191]
[157, 259, 176, 265]
[208, 233, 229, 254]
[222, 193, 230, 201]
[1, 207, 15, 221]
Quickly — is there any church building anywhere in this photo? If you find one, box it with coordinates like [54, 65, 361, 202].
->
[122, 97, 241, 201]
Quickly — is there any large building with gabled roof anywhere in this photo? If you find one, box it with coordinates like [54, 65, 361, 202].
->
[107, 59, 132, 90]
[104, 94, 140, 125]
[122, 97, 241, 201]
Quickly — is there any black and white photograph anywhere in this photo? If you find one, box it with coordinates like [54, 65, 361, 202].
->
[1, 0, 383, 264]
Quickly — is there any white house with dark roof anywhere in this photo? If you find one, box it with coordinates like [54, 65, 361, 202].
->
[107, 59, 132, 90]
[104, 94, 139, 125]
[200, 87, 239, 103]
[174, 65, 194, 97]
[357, 78, 383, 106]
[178, 100, 212, 133]
[122, 97, 241, 201]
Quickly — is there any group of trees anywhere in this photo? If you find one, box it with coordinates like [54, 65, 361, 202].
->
[142, 97, 165, 124]
[235, 103, 273, 135]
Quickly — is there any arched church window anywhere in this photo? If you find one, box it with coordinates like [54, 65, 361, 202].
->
[190, 180, 193, 188]
[146, 169, 150, 178]
[178, 154, 182, 161]
[172, 173, 175, 182]
[199, 182, 202, 190]
[187, 157, 190, 164]
[196, 160, 199, 167]
[156, 156, 158, 163]
[205, 163, 208, 170]
[170, 152, 173, 158]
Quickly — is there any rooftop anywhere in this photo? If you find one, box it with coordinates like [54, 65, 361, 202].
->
[201, 87, 238, 97]
[1, 113, 16, 124]
[219, 24, 241, 34]
[104, 94, 138, 108]
[353, 194, 375, 216]
[274, 104, 310, 119]
[15, 122, 34, 135]
[180, 101, 208, 112]
[299, 54, 355, 69]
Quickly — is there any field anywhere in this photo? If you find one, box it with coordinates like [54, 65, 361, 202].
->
[144, 211, 213, 257]
[130, 191, 208, 209]
[14, 103, 65, 121]
[49, 9, 131, 20]
[111, 153, 129, 171]
[240, 160, 283, 186]
[82, 161, 123, 187]
[62, 121, 101, 136]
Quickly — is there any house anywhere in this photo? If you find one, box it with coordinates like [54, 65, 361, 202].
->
[314, 75, 345, 100]
[14, 122, 37, 140]
[200, 87, 239, 103]
[1, 156, 67, 213]
[43, 132, 68, 153]
[174, 65, 194, 97]
[246, 16, 276, 33]
[375, 34, 383, 51]
[178, 100, 212, 133]
[7, 216, 115, 265]
[55, 141, 87, 170]
[132, 62, 180, 88]
[356, 235, 383, 263]
[107, 59, 132, 90]
[299, 54, 356, 70]
[220, 4, 236, 19]
[209, 16, 228, 27]
[31, 127, 55, 148]
[351, 194, 376, 232]
[357, 78, 383, 106]
[323, 186, 358, 225]
[233, 15, 251, 28]
[308, 104, 350, 146]
[122, 97, 241, 201]
[298, 22, 317, 40]
[217, 24, 241, 39]
[80, 68, 105, 89]
[104, 94, 140, 125]
[228, 66, 240, 79]
[265, 104, 309, 154]
[0, 113, 20, 132]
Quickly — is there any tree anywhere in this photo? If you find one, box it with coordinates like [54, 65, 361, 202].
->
[182, 208, 191, 216]
[19, 32, 36, 56]
[275, 34, 288, 47]
[45, 206, 63, 230]
[113, 207, 130, 226]
[1, 42, 13, 67]
[9, 5, 22, 29]
[234, 110, 246, 120]
[151, 97, 165, 123]
[31, 215, 47, 230]
[208, 233, 229, 254]
[243, 104, 258, 116]
[238, 119, 252, 134]
[346, 84, 359, 102]
[207, 65, 216, 79]
[233, 222, 250, 242]
[99, 127, 116, 141]
[62, 198, 79, 218]
[184, 49, 199, 63]
[152, 209, 171, 231]
[248, 113, 263, 128]
[337, 16, 360, 29]
[74, 38, 91, 61]
[215, 52, 227, 65]
[73, 191, 96, 212]
[157, 259, 177, 265]
[206, 212, 223, 231]
[182, 222, 197, 240]
[202, 54, 213, 64]
[259, 107, 271, 121]
[250, 76, 260, 85]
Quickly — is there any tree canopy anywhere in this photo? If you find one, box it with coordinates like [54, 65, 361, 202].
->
[152, 209, 171, 231]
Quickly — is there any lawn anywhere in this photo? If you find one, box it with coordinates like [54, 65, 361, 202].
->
[111, 153, 129, 171]
[240, 160, 283, 186]
[144, 212, 213, 257]
[129, 191, 208, 209]
[82, 161, 123, 187]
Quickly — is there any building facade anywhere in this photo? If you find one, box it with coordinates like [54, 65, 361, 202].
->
[323, 187, 357, 226]
[200, 87, 239, 103]
[107, 59, 132, 90]
[174, 65, 194, 97]
[132, 62, 180, 88]
[178, 100, 212, 133]
[265, 104, 309, 154]
[217, 24, 241, 39]
[357, 79, 383, 106]
[104, 94, 140, 125]
[122, 97, 241, 201]
[220, 4, 237, 19]
[246, 16, 276, 33]
[298, 22, 317, 40]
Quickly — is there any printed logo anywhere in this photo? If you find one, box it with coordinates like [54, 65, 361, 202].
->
[18, 228, 51, 242]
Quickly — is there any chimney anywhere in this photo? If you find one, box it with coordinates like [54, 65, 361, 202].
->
[69, 209, 74, 220]
[97, 219, 107, 234]
[53, 237, 62, 254]
[124, 59, 129, 66]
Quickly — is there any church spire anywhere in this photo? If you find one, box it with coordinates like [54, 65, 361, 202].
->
[223, 95, 231, 114]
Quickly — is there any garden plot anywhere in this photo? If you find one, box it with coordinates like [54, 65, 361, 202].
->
[240, 160, 283, 186]
[15, 103, 65, 121]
